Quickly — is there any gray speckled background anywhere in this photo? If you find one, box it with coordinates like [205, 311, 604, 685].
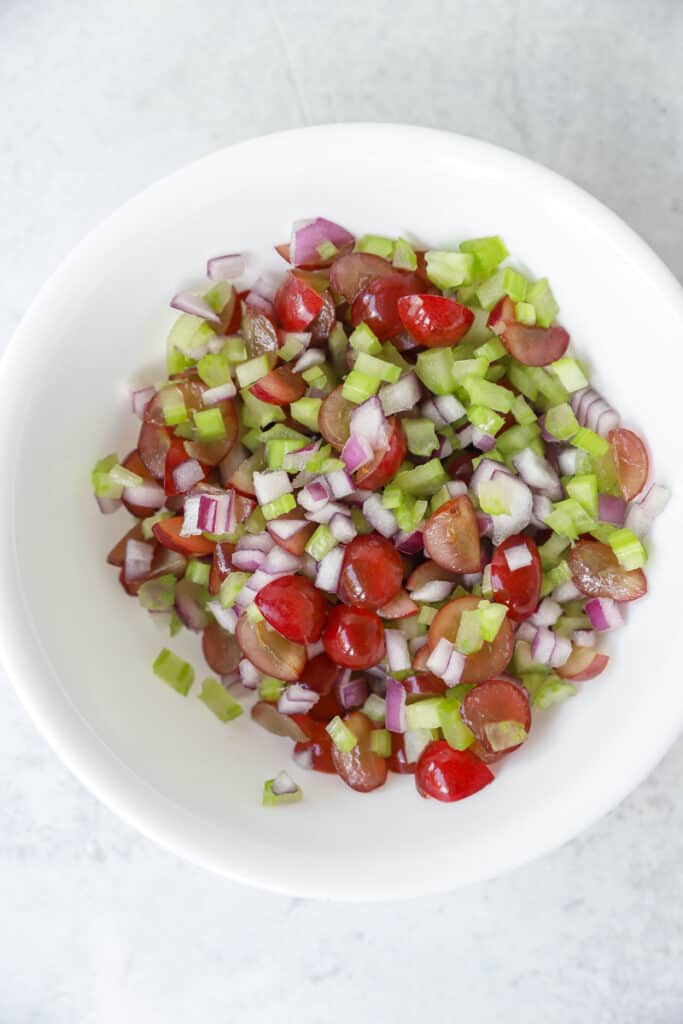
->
[1, 2, 682, 1021]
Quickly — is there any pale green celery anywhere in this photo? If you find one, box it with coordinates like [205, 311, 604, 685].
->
[197, 353, 232, 388]
[404, 418, 439, 457]
[354, 234, 394, 259]
[425, 250, 475, 289]
[566, 474, 598, 516]
[415, 348, 457, 395]
[193, 407, 227, 441]
[199, 678, 243, 722]
[262, 778, 303, 806]
[235, 354, 274, 389]
[142, 509, 173, 540]
[534, 679, 577, 708]
[219, 572, 251, 608]
[511, 394, 537, 425]
[438, 697, 475, 751]
[478, 600, 508, 641]
[417, 605, 438, 626]
[545, 402, 579, 441]
[608, 528, 647, 570]
[467, 406, 505, 436]
[393, 237, 418, 271]
[460, 235, 508, 275]
[160, 385, 188, 427]
[153, 649, 194, 696]
[223, 336, 247, 363]
[278, 335, 305, 362]
[405, 697, 443, 730]
[261, 494, 296, 521]
[266, 439, 301, 470]
[527, 278, 559, 327]
[526, 367, 568, 405]
[138, 574, 177, 611]
[326, 715, 358, 752]
[478, 479, 511, 515]
[185, 560, 210, 587]
[507, 362, 539, 400]
[502, 268, 528, 302]
[551, 357, 588, 393]
[538, 532, 570, 570]
[354, 351, 402, 383]
[362, 695, 387, 724]
[496, 423, 541, 458]
[341, 369, 380, 404]
[476, 270, 506, 310]
[289, 397, 322, 433]
[327, 322, 349, 374]
[452, 357, 490, 387]
[463, 376, 514, 412]
[240, 389, 285, 428]
[349, 321, 382, 355]
[475, 336, 507, 362]
[246, 602, 264, 624]
[515, 301, 536, 325]
[573, 427, 610, 457]
[456, 609, 484, 654]
[394, 459, 447, 497]
[305, 524, 337, 560]
[370, 729, 392, 757]
[259, 676, 286, 701]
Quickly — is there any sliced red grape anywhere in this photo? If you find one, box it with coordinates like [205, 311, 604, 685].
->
[351, 272, 424, 341]
[338, 534, 404, 610]
[319, 385, 354, 450]
[138, 421, 171, 479]
[403, 672, 447, 701]
[300, 653, 340, 695]
[329, 252, 396, 302]
[378, 588, 419, 619]
[323, 605, 385, 669]
[609, 428, 649, 501]
[267, 513, 316, 556]
[415, 740, 494, 802]
[461, 678, 531, 755]
[202, 620, 241, 674]
[428, 595, 514, 684]
[249, 366, 306, 406]
[236, 615, 306, 681]
[309, 289, 336, 342]
[405, 560, 458, 592]
[228, 447, 265, 498]
[490, 534, 542, 622]
[251, 701, 309, 742]
[255, 575, 328, 644]
[174, 577, 210, 631]
[423, 496, 481, 573]
[241, 306, 279, 357]
[397, 293, 474, 347]
[274, 272, 324, 331]
[209, 542, 235, 595]
[568, 540, 647, 602]
[152, 516, 216, 557]
[331, 711, 388, 792]
[387, 733, 418, 774]
[557, 646, 610, 681]
[355, 417, 406, 490]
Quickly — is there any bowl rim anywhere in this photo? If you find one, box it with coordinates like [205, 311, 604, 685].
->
[1, 123, 682, 900]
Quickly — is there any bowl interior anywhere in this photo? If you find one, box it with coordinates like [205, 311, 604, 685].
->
[2, 125, 682, 899]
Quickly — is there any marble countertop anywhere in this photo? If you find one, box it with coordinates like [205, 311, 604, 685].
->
[1, 1, 682, 1021]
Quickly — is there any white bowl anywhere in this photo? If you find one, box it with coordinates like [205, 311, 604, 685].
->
[1, 125, 681, 901]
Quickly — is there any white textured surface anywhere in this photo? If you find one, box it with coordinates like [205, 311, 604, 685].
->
[1, 1, 682, 1021]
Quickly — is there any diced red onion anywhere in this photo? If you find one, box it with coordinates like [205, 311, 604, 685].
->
[584, 597, 624, 631]
[293, 349, 325, 374]
[394, 529, 424, 555]
[549, 634, 572, 667]
[426, 637, 454, 678]
[446, 480, 468, 499]
[170, 291, 221, 324]
[278, 683, 320, 715]
[300, 553, 318, 580]
[472, 428, 496, 451]
[570, 387, 620, 437]
[234, 585, 258, 610]
[462, 571, 483, 588]
[442, 649, 466, 687]
[531, 627, 571, 667]
[385, 677, 406, 733]
[362, 495, 398, 538]
[96, 496, 122, 514]
[207, 601, 237, 633]
[350, 396, 389, 449]
[244, 290, 275, 317]
[172, 459, 205, 495]
[290, 217, 354, 267]
[124, 539, 154, 581]
[298, 479, 330, 512]
[305, 500, 351, 525]
[326, 468, 354, 499]
[253, 470, 292, 506]
[120, 480, 165, 511]
[471, 457, 511, 496]
[456, 425, 474, 448]
[271, 770, 299, 797]
[503, 542, 533, 571]
[202, 381, 237, 406]
[180, 495, 200, 536]
[282, 441, 320, 473]
[231, 549, 266, 572]
[131, 385, 155, 419]
[337, 673, 368, 710]
[329, 514, 357, 543]
[236, 531, 274, 553]
[306, 640, 325, 659]
[404, 728, 433, 763]
[280, 330, 312, 351]
[410, 580, 453, 603]
[625, 483, 671, 538]
[345, 488, 372, 506]
[385, 630, 411, 672]
[434, 394, 466, 423]
[573, 629, 596, 647]
[530, 597, 562, 627]
[342, 434, 373, 473]
[219, 670, 242, 689]
[552, 580, 582, 603]
[249, 569, 288, 593]
[315, 546, 344, 593]
[239, 659, 261, 689]
[218, 442, 248, 487]
[515, 622, 537, 643]
[421, 398, 446, 426]
[512, 448, 562, 500]
[264, 547, 302, 574]
[488, 471, 533, 545]
[531, 493, 553, 529]
[477, 513, 492, 537]
[207, 253, 245, 281]
[597, 494, 626, 526]
[409, 635, 428, 656]
[268, 518, 308, 541]
[437, 436, 453, 459]
[557, 447, 583, 476]
[379, 372, 422, 416]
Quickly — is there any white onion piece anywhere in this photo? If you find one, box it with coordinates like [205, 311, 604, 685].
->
[434, 394, 466, 423]
[421, 399, 446, 425]
[515, 622, 537, 644]
[470, 458, 512, 497]
[410, 580, 453, 603]
[271, 770, 300, 797]
[624, 483, 671, 538]
[378, 372, 421, 415]
[385, 630, 411, 672]
[315, 546, 344, 593]
[472, 428, 496, 451]
[264, 547, 302, 574]
[131, 385, 155, 419]
[300, 554, 318, 580]
[292, 745, 313, 771]
[552, 580, 582, 603]
[442, 649, 466, 687]
[234, 585, 257, 610]
[249, 569, 288, 593]
[170, 291, 221, 324]
[531, 493, 553, 529]
[239, 659, 261, 689]
[268, 518, 308, 541]
[404, 728, 433, 764]
[253, 471, 292, 506]
[557, 447, 583, 476]
[512, 448, 562, 500]
[584, 597, 624, 631]
[96, 496, 122, 514]
[293, 349, 325, 373]
[207, 601, 238, 633]
[122, 480, 166, 510]
[329, 514, 357, 543]
[278, 684, 319, 715]
[488, 472, 533, 545]
[124, 539, 154, 582]
[446, 480, 468, 498]
[350, 396, 389, 449]
[326, 468, 354, 499]
[207, 253, 245, 280]
[530, 598, 562, 627]
[426, 637, 454, 677]
[306, 640, 325, 659]
[550, 635, 572, 667]
[362, 495, 398, 537]
[503, 543, 533, 571]
[573, 629, 596, 647]
[456, 425, 474, 448]
[298, 479, 330, 512]
[236, 531, 274, 553]
[282, 442, 320, 473]
[203, 381, 237, 405]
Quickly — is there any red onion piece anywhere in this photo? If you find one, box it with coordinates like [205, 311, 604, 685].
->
[329, 513, 357, 543]
[443, 649, 466, 686]
[203, 381, 237, 405]
[207, 253, 245, 280]
[456, 425, 474, 448]
[573, 629, 596, 647]
[529, 598, 562, 627]
[584, 597, 624, 631]
[239, 658, 261, 689]
[271, 770, 299, 796]
[293, 349, 325, 374]
[172, 459, 205, 495]
[446, 480, 468, 499]
[315, 546, 344, 593]
[342, 433, 374, 473]
[379, 372, 422, 415]
[298, 479, 330, 512]
[512, 448, 562, 500]
[385, 630, 411, 672]
[515, 622, 537, 644]
[236, 531, 274, 553]
[122, 479, 166, 511]
[472, 428, 496, 451]
[426, 637, 454, 677]
[131, 386, 155, 419]
[434, 394, 466, 423]
[350, 396, 389, 449]
[337, 673, 369, 710]
[503, 542, 533, 571]
[410, 580, 453, 603]
[231, 549, 266, 572]
[124, 539, 154, 581]
[290, 217, 354, 267]
[597, 494, 627, 526]
[207, 601, 238, 633]
[278, 683, 320, 715]
[624, 483, 671, 538]
[305, 500, 351, 524]
[263, 547, 302, 574]
[570, 387, 620, 438]
[421, 399, 446, 426]
[394, 529, 424, 555]
[253, 470, 292, 506]
[96, 496, 122, 515]
[362, 495, 398, 538]
[326, 468, 354, 499]
[268, 518, 308, 541]
[170, 291, 221, 324]
[385, 678, 406, 733]
[282, 441, 320, 473]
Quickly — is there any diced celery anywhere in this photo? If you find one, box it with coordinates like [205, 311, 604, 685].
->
[370, 728, 392, 757]
[425, 250, 475, 289]
[508, 362, 539, 400]
[363, 695, 387, 724]
[478, 479, 511, 515]
[566, 473, 598, 516]
[534, 679, 577, 708]
[540, 559, 572, 596]
[511, 394, 537, 425]
[244, 506, 266, 535]
[193, 407, 227, 441]
[468, 406, 505, 436]
[415, 348, 457, 395]
[456, 609, 484, 654]
[266, 438, 301, 470]
[496, 423, 541, 458]
[405, 697, 443, 730]
[380, 341, 411, 373]
[326, 715, 358, 752]
[138, 574, 177, 611]
[185, 559, 210, 587]
[463, 376, 514, 413]
[236, 354, 274, 389]
[545, 498, 595, 539]
[219, 572, 251, 608]
[475, 336, 507, 362]
[259, 675, 286, 701]
[393, 237, 418, 271]
[417, 605, 438, 626]
[452, 357, 490, 387]
[526, 367, 569, 405]
[246, 602, 264, 624]
[403, 418, 439, 457]
[316, 240, 338, 261]
[167, 314, 214, 358]
[608, 528, 647, 570]
[342, 369, 380, 404]
[515, 301, 536, 325]
[538, 532, 570, 569]
[289, 397, 322, 433]
[223, 335, 247, 363]
[355, 234, 395, 260]
[304, 444, 332, 473]
[354, 351, 402, 384]
[160, 385, 189, 427]
[438, 696, 474, 751]
[478, 599, 508, 641]
[551, 357, 588, 393]
[241, 389, 285, 428]
[167, 344, 194, 376]
[395, 496, 427, 532]
[382, 482, 404, 509]
[305, 524, 337, 560]
[141, 509, 173, 540]
[197, 353, 232, 388]
[261, 493, 296, 521]
[527, 278, 559, 327]
[153, 648, 194, 696]
[262, 777, 303, 806]
[278, 334, 305, 362]
[169, 611, 182, 637]
[545, 402, 579, 441]
[327, 322, 349, 375]
[502, 268, 528, 302]
[199, 677, 243, 722]
[349, 321, 382, 355]
[476, 270, 506, 310]
[350, 507, 373, 534]
[554, 614, 590, 637]
[460, 235, 508, 275]
[573, 427, 610, 457]
[430, 485, 451, 513]
[394, 459, 447, 496]
[204, 280, 234, 314]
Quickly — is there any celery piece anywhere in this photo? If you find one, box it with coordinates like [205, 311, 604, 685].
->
[160, 385, 188, 427]
[246, 602, 264, 624]
[478, 600, 508, 642]
[405, 697, 443, 731]
[538, 532, 570, 570]
[463, 376, 514, 413]
[425, 250, 475, 289]
[496, 423, 541, 458]
[545, 402, 579, 441]
[342, 369, 380, 404]
[153, 648, 194, 696]
[566, 474, 598, 517]
[438, 697, 474, 751]
[417, 605, 438, 626]
[241, 389, 285, 428]
[456, 609, 484, 654]
[460, 235, 509, 275]
[349, 321, 382, 355]
[235, 354, 275, 389]
[289, 397, 322, 433]
[478, 479, 510, 516]
[514, 300, 536, 325]
[467, 406, 505, 436]
[316, 240, 338, 261]
[363, 694, 387, 724]
[167, 314, 214, 358]
[508, 362, 539, 401]
[527, 278, 559, 327]
[354, 234, 395, 260]
[244, 506, 266, 535]
[551, 357, 588, 393]
[328, 323, 349, 374]
[138, 574, 177, 612]
[415, 348, 457, 395]
[261, 493, 296, 521]
[266, 438, 301, 470]
[220, 572, 251, 608]
[403, 418, 439, 457]
[259, 676, 286, 701]
[394, 459, 447, 497]
[197, 353, 231, 388]
[354, 351, 402, 384]
[370, 728, 392, 757]
[193, 407, 227, 442]
[484, 720, 528, 751]
[278, 335, 305, 363]
[573, 427, 610, 457]
[326, 715, 358, 752]
[534, 679, 577, 709]
[452, 358, 490, 390]
[169, 611, 182, 637]
[511, 394, 537, 425]
[476, 270, 506, 311]
[199, 677, 243, 722]
[305, 524, 337, 560]
[393, 237, 418, 271]
[262, 777, 303, 806]
[475, 335, 507, 362]
[185, 559, 210, 587]
[223, 335, 247, 363]
[351, 507, 373, 534]
[608, 528, 647, 570]
[526, 367, 569, 405]
[141, 509, 173, 540]
[502, 268, 529, 302]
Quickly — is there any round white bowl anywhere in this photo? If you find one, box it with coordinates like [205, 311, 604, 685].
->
[1, 125, 681, 901]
